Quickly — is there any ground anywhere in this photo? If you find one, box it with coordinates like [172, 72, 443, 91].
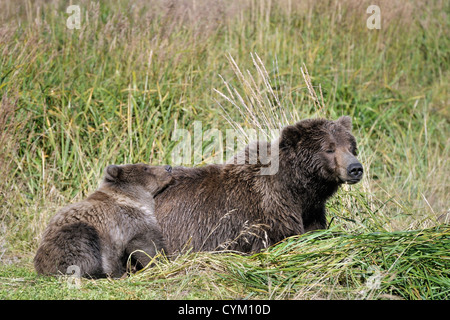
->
[1, 226, 449, 300]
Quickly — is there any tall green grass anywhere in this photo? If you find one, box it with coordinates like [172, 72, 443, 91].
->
[227, 226, 450, 299]
[0, 0, 449, 299]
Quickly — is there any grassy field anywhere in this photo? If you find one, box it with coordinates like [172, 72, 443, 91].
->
[0, 0, 449, 300]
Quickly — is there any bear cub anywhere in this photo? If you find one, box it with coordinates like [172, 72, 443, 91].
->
[34, 163, 173, 278]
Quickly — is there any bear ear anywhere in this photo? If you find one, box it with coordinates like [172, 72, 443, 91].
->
[280, 125, 302, 147]
[105, 165, 121, 181]
[337, 116, 352, 131]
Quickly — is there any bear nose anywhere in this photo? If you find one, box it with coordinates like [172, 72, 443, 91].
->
[164, 165, 172, 173]
[347, 162, 363, 179]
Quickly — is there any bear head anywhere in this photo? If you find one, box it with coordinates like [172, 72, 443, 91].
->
[103, 163, 173, 196]
[279, 116, 363, 185]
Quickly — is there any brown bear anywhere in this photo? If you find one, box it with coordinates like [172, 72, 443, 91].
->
[155, 116, 363, 253]
[34, 163, 173, 278]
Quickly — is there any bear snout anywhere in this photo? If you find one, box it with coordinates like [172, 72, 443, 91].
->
[346, 162, 363, 183]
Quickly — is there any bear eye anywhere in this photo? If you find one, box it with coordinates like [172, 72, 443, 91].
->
[325, 149, 335, 154]
[143, 167, 149, 172]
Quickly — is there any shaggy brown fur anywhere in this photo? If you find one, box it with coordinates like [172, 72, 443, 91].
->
[155, 116, 363, 253]
[34, 164, 173, 278]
